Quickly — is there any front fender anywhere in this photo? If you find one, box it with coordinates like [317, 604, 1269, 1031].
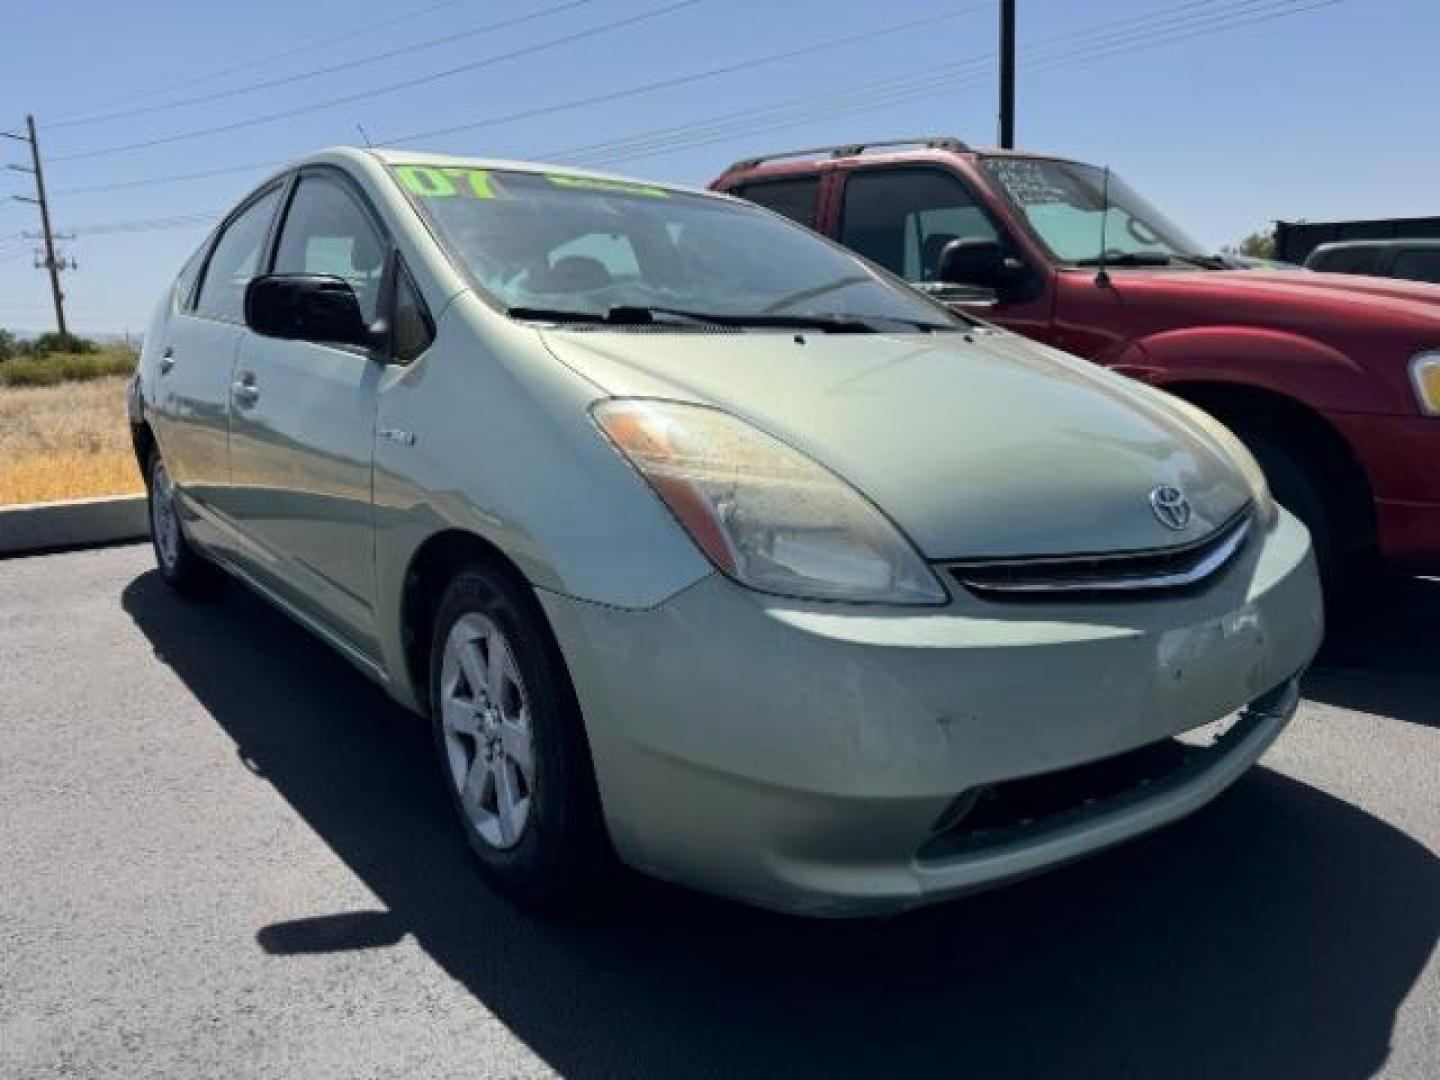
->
[1107, 326, 1390, 414]
[369, 296, 713, 706]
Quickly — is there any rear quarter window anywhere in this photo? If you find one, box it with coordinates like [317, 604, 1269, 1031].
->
[172, 243, 210, 312]
[730, 177, 822, 229]
[1390, 249, 1440, 285]
[1309, 246, 1377, 275]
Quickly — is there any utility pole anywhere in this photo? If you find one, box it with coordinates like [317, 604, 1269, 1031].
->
[999, 0, 1016, 149]
[3, 115, 70, 338]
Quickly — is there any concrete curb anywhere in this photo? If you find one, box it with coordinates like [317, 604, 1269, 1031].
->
[0, 495, 148, 557]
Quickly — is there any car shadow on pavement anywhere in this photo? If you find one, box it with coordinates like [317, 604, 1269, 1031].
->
[1307, 574, 1440, 728]
[122, 570, 1439, 1080]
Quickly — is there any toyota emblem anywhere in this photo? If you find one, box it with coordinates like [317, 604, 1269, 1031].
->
[1149, 485, 1192, 530]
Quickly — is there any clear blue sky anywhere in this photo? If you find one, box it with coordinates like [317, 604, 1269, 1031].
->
[0, 0, 1432, 335]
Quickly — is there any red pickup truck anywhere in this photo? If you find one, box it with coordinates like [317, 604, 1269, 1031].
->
[712, 137, 1440, 588]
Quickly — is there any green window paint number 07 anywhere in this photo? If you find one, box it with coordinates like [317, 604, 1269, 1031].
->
[395, 165, 496, 199]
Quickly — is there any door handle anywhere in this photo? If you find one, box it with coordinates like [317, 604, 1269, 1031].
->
[159, 347, 175, 374]
[232, 373, 260, 407]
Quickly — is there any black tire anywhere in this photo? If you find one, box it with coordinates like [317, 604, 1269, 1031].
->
[1234, 427, 1334, 562]
[1227, 422, 1377, 610]
[428, 562, 611, 907]
[145, 448, 219, 595]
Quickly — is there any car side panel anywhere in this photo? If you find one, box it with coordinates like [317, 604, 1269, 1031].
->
[146, 311, 247, 562]
[226, 334, 383, 655]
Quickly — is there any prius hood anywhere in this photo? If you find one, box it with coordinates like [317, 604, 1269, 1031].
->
[543, 328, 1253, 560]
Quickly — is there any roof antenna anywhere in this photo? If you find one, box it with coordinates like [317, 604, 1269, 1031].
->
[356, 123, 374, 149]
[1095, 165, 1112, 288]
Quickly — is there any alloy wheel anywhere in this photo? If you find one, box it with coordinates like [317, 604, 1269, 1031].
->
[439, 612, 535, 850]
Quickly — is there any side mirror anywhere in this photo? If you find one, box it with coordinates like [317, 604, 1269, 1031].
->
[244, 274, 376, 348]
[937, 238, 1022, 294]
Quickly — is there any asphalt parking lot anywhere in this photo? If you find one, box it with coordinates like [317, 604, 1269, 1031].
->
[1, 544, 1436, 1079]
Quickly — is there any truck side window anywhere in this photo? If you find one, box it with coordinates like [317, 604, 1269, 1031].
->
[732, 178, 822, 229]
[840, 169, 998, 282]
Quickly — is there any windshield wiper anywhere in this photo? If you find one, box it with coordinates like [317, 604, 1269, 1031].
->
[1073, 252, 1173, 267]
[612, 305, 883, 333]
[508, 305, 721, 328]
[508, 304, 878, 333]
[1173, 253, 1228, 269]
[1072, 252, 1226, 270]
[507, 306, 610, 325]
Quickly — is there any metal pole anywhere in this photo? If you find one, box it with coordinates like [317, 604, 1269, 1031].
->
[999, 0, 1016, 149]
[25, 115, 68, 339]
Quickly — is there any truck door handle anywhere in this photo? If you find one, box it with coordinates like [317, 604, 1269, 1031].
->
[159, 347, 175, 374]
[232, 373, 260, 407]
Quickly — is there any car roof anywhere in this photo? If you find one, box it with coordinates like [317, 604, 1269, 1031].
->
[287, 145, 723, 201]
[1312, 238, 1440, 253]
[715, 141, 1090, 183]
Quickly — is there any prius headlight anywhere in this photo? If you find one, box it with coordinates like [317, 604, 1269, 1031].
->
[593, 399, 946, 604]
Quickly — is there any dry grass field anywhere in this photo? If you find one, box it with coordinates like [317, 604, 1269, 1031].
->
[0, 376, 141, 505]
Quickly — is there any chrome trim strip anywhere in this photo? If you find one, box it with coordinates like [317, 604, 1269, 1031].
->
[953, 518, 1251, 595]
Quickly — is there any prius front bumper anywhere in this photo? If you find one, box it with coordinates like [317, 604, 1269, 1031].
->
[539, 509, 1322, 916]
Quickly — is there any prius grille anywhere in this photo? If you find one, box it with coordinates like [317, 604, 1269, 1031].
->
[948, 508, 1252, 600]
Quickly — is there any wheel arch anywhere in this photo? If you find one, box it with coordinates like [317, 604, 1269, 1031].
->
[398, 528, 563, 718]
[1164, 379, 1377, 554]
[130, 418, 156, 477]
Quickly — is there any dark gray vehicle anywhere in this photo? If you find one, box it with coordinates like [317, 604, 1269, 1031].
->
[1306, 239, 1440, 285]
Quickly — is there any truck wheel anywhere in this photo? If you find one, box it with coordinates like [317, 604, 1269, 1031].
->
[1229, 424, 1347, 591]
[146, 449, 219, 595]
[428, 562, 612, 908]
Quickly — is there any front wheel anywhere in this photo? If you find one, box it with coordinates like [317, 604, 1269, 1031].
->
[429, 563, 611, 907]
[146, 449, 218, 594]
[1236, 427, 1334, 566]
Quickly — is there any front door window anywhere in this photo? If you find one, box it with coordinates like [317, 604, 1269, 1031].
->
[839, 168, 999, 283]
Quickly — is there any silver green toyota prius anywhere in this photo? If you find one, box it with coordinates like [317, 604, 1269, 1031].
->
[129, 147, 1323, 915]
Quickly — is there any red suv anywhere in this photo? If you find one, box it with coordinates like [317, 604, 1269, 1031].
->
[712, 137, 1440, 587]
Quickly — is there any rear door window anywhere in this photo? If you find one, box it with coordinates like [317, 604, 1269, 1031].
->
[731, 177, 822, 229]
[1310, 246, 1377, 275]
[839, 168, 998, 282]
[194, 187, 282, 323]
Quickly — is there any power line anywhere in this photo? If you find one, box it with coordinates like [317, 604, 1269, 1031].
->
[547, 56, 997, 165]
[51, 0, 471, 122]
[48, 1, 993, 193]
[50, 0, 596, 130]
[66, 212, 221, 236]
[379, 2, 995, 146]
[49, 0, 702, 162]
[1027, 0, 1348, 70]
[532, 1, 1269, 166]
[564, 0, 1349, 168]
[46, 0, 1345, 201]
[54, 159, 287, 197]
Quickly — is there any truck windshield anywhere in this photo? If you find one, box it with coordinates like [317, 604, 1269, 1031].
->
[980, 157, 1212, 266]
[390, 164, 966, 331]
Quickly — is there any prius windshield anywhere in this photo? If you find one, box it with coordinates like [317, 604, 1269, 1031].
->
[391, 164, 966, 331]
[980, 156, 1214, 267]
